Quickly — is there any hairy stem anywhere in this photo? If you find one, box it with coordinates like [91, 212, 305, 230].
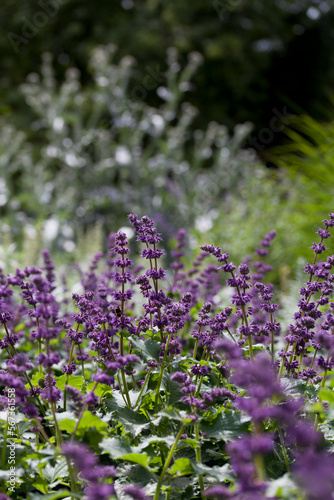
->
[154, 424, 186, 500]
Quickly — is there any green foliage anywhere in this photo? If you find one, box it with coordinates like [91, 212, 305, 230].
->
[0, 45, 256, 255]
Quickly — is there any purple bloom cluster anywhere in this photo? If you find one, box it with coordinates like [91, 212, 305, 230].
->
[62, 442, 116, 500]
[2, 213, 334, 500]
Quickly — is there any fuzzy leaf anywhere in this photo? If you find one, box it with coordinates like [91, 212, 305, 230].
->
[29, 490, 82, 500]
[266, 473, 300, 498]
[319, 423, 334, 442]
[200, 410, 250, 441]
[136, 435, 175, 451]
[56, 375, 84, 390]
[167, 458, 193, 476]
[162, 373, 183, 405]
[319, 388, 334, 403]
[48, 458, 68, 482]
[99, 436, 132, 458]
[105, 394, 150, 436]
[32, 477, 49, 494]
[17, 420, 33, 436]
[58, 410, 107, 436]
[29, 372, 44, 387]
[86, 381, 113, 397]
[192, 462, 232, 481]
[121, 453, 150, 469]
[130, 337, 161, 361]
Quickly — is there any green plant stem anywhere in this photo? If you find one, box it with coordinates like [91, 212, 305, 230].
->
[33, 419, 57, 448]
[200, 346, 207, 362]
[253, 422, 265, 481]
[226, 326, 236, 343]
[135, 367, 152, 407]
[315, 355, 330, 429]
[193, 338, 199, 359]
[154, 424, 186, 500]
[196, 375, 204, 397]
[107, 342, 128, 405]
[278, 344, 289, 380]
[248, 336, 254, 361]
[38, 340, 43, 374]
[121, 369, 132, 407]
[116, 373, 128, 405]
[310, 348, 318, 369]
[64, 340, 76, 411]
[278, 428, 290, 472]
[1, 410, 9, 469]
[64, 455, 79, 500]
[21, 366, 47, 418]
[51, 399, 63, 447]
[81, 358, 86, 380]
[195, 423, 204, 493]
[155, 332, 172, 411]
[254, 453, 265, 480]
[131, 373, 138, 389]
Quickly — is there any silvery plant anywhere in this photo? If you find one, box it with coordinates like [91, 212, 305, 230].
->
[0, 44, 255, 254]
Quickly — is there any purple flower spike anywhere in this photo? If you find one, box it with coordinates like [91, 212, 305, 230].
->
[213, 338, 242, 360]
[202, 485, 231, 498]
[293, 450, 334, 500]
[85, 484, 115, 500]
[123, 485, 149, 500]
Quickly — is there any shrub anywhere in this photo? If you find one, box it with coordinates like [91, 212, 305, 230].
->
[0, 45, 255, 253]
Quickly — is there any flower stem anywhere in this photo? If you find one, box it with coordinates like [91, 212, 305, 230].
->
[278, 428, 290, 472]
[1, 410, 9, 469]
[193, 338, 199, 359]
[135, 367, 152, 407]
[248, 336, 254, 361]
[195, 423, 204, 493]
[154, 424, 186, 500]
[155, 332, 172, 411]
[63, 340, 76, 411]
[121, 369, 132, 407]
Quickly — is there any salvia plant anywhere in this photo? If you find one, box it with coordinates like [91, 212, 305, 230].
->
[1, 213, 334, 500]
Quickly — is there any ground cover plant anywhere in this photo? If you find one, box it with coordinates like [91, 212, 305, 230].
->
[1, 214, 334, 499]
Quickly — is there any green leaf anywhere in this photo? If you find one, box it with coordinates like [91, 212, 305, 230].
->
[117, 463, 154, 486]
[200, 410, 251, 441]
[99, 436, 132, 458]
[86, 381, 112, 397]
[43, 458, 68, 483]
[162, 373, 183, 405]
[319, 423, 334, 442]
[104, 394, 150, 436]
[158, 408, 184, 422]
[29, 372, 44, 387]
[121, 453, 150, 469]
[32, 477, 49, 494]
[56, 375, 84, 390]
[29, 490, 82, 500]
[319, 388, 334, 403]
[266, 473, 301, 498]
[58, 411, 108, 436]
[192, 463, 233, 481]
[100, 438, 156, 473]
[17, 420, 33, 436]
[167, 458, 193, 476]
[136, 435, 175, 451]
[130, 337, 161, 361]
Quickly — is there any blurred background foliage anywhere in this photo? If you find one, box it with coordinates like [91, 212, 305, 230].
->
[0, 0, 334, 285]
